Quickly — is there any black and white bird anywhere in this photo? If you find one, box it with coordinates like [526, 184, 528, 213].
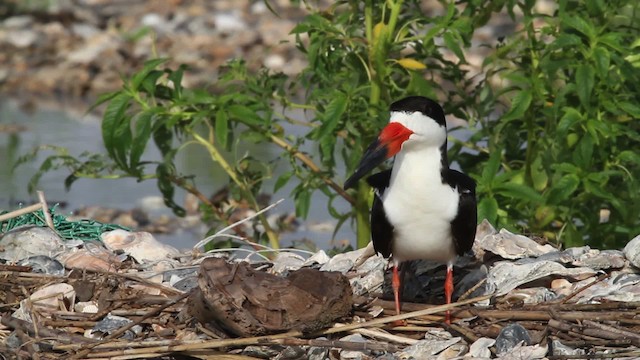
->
[344, 96, 477, 323]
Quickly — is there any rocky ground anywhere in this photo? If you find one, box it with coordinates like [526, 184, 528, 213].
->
[3, 213, 640, 359]
[0, 0, 312, 104]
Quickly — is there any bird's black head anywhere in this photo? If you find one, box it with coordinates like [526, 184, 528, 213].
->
[389, 96, 446, 128]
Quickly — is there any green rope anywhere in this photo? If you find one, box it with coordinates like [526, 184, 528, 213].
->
[0, 204, 130, 242]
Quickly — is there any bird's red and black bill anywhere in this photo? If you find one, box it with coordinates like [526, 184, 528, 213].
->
[344, 122, 413, 189]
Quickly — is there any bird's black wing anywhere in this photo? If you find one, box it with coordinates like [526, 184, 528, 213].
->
[444, 169, 477, 256]
[366, 170, 394, 258]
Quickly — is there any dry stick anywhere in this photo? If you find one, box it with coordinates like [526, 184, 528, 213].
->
[321, 294, 492, 335]
[274, 337, 402, 352]
[65, 295, 492, 357]
[70, 291, 191, 359]
[583, 320, 640, 345]
[457, 278, 487, 302]
[0, 203, 42, 222]
[559, 273, 611, 304]
[347, 326, 418, 345]
[547, 351, 640, 360]
[1, 313, 96, 344]
[37, 190, 55, 230]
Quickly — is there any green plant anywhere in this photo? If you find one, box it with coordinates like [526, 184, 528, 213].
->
[23, 0, 640, 250]
[454, 0, 640, 248]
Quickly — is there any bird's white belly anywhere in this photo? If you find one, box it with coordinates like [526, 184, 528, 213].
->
[381, 148, 460, 263]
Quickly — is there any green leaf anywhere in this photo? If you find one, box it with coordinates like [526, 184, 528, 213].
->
[502, 89, 532, 122]
[572, 135, 594, 168]
[140, 70, 165, 96]
[557, 107, 582, 138]
[592, 46, 610, 78]
[168, 64, 187, 99]
[315, 93, 347, 140]
[129, 110, 153, 171]
[274, 171, 293, 193]
[153, 120, 174, 157]
[295, 188, 312, 219]
[481, 150, 501, 185]
[443, 31, 465, 61]
[131, 58, 168, 91]
[102, 93, 132, 169]
[531, 155, 548, 192]
[494, 182, 543, 203]
[215, 110, 229, 150]
[618, 102, 640, 118]
[549, 33, 582, 50]
[228, 105, 261, 126]
[618, 150, 640, 165]
[87, 91, 120, 114]
[562, 15, 595, 41]
[156, 161, 186, 216]
[477, 197, 498, 224]
[547, 174, 580, 205]
[576, 64, 595, 106]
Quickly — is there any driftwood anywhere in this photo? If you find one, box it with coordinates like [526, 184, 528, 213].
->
[187, 257, 353, 337]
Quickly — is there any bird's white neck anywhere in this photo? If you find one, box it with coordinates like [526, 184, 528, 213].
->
[391, 145, 445, 189]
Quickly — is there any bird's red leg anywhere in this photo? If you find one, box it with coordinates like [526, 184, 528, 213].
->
[444, 262, 454, 324]
[390, 262, 407, 326]
[392, 264, 402, 315]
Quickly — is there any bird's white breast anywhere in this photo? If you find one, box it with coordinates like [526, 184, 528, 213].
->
[381, 145, 459, 263]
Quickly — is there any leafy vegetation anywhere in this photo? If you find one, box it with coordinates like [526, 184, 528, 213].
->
[23, 0, 640, 249]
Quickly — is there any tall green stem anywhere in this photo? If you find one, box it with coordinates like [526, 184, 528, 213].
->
[191, 131, 280, 250]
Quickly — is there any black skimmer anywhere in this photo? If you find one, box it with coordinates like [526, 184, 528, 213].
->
[344, 96, 477, 323]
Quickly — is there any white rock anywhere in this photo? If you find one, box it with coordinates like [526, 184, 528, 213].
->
[0, 226, 64, 261]
[477, 228, 556, 260]
[101, 229, 178, 263]
[623, 234, 640, 268]
[14, 283, 76, 321]
[488, 260, 596, 296]
[396, 338, 461, 359]
[213, 11, 246, 33]
[75, 301, 99, 313]
[320, 247, 368, 274]
[466, 337, 495, 358]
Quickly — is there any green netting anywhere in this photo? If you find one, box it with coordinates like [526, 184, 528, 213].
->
[0, 204, 130, 242]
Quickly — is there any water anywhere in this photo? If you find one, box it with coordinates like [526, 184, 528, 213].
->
[0, 99, 354, 250]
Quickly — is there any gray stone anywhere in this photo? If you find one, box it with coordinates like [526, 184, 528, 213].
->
[0, 226, 64, 262]
[495, 323, 531, 354]
[623, 234, 640, 268]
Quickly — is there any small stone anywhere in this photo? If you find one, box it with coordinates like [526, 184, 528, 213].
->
[495, 323, 531, 355]
[467, 337, 495, 358]
[17, 255, 65, 275]
[395, 338, 461, 359]
[3, 15, 34, 28]
[320, 247, 368, 274]
[0, 226, 64, 262]
[623, 234, 640, 268]
[101, 229, 178, 263]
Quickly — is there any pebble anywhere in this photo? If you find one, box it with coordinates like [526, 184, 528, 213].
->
[17, 255, 65, 275]
[101, 229, 179, 263]
[495, 323, 531, 355]
[623, 234, 640, 268]
[0, 226, 64, 262]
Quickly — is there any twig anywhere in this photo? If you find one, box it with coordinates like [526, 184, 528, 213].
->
[0, 203, 42, 222]
[1, 314, 96, 344]
[559, 273, 610, 304]
[320, 294, 492, 335]
[37, 190, 55, 231]
[458, 278, 487, 302]
[70, 292, 191, 359]
[193, 199, 284, 250]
